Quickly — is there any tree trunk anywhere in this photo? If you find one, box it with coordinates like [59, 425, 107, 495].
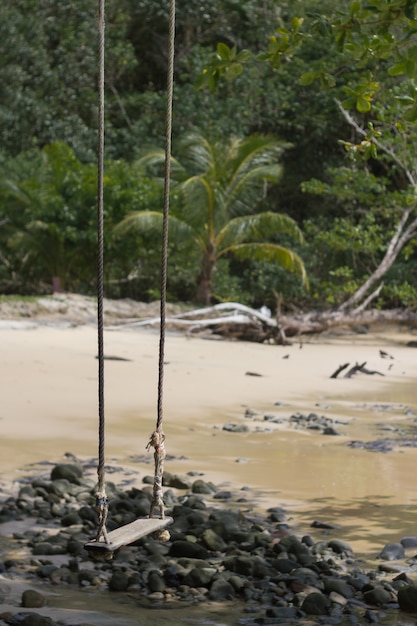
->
[195, 244, 216, 304]
[338, 206, 417, 312]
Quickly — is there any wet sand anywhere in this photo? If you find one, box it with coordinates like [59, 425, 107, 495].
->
[1, 323, 417, 560]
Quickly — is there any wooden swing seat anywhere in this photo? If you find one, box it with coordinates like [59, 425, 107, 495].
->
[84, 516, 173, 554]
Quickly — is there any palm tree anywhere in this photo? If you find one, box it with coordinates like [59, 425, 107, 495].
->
[117, 132, 307, 304]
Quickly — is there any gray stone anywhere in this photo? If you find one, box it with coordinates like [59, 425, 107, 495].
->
[168, 540, 209, 560]
[61, 512, 83, 527]
[50, 463, 83, 484]
[163, 473, 191, 489]
[32, 542, 61, 556]
[327, 539, 353, 555]
[21, 589, 46, 608]
[208, 509, 242, 540]
[109, 570, 129, 592]
[20, 615, 54, 626]
[183, 567, 215, 588]
[213, 491, 232, 500]
[377, 542, 405, 561]
[272, 557, 301, 574]
[191, 479, 216, 494]
[363, 585, 392, 605]
[301, 591, 331, 615]
[323, 578, 354, 599]
[398, 584, 417, 612]
[147, 570, 166, 593]
[401, 536, 417, 549]
[201, 528, 227, 552]
[222, 423, 249, 433]
[208, 578, 235, 601]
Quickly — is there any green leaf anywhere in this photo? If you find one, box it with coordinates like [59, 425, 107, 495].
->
[225, 63, 243, 80]
[299, 71, 318, 86]
[356, 96, 372, 112]
[404, 103, 417, 121]
[388, 62, 407, 76]
[236, 49, 252, 62]
[216, 42, 231, 61]
[350, 1, 361, 15]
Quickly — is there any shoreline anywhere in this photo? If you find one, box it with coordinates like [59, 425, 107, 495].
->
[1, 322, 417, 557]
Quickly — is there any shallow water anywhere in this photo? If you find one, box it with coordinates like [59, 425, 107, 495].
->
[1, 326, 417, 624]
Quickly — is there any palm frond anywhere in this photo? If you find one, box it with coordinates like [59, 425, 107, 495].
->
[134, 150, 186, 182]
[177, 133, 215, 174]
[221, 242, 308, 287]
[218, 212, 305, 249]
[114, 210, 196, 242]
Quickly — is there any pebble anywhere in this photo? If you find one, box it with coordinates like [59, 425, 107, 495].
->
[21, 590, 46, 608]
[0, 459, 414, 626]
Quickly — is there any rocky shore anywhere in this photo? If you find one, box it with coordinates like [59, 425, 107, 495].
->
[1, 459, 417, 626]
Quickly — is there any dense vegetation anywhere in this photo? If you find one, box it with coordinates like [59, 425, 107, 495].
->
[1, 0, 417, 312]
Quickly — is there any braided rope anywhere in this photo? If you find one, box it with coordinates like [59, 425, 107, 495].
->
[148, 0, 176, 521]
[96, 0, 109, 542]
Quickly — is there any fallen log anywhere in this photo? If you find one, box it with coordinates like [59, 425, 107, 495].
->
[107, 302, 417, 344]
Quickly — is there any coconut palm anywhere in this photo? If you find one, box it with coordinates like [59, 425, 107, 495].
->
[117, 132, 307, 304]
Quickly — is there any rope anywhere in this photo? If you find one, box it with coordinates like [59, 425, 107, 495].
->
[147, 0, 176, 520]
[95, 0, 109, 543]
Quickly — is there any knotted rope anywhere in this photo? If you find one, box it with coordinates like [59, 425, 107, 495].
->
[147, 0, 176, 521]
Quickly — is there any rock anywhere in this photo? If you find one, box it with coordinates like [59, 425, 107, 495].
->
[201, 528, 227, 552]
[191, 478, 216, 495]
[222, 423, 249, 433]
[168, 540, 209, 560]
[182, 567, 215, 588]
[108, 570, 129, 592]
[323, 578, 354, 599]
[272, 557, 301, 574]
[398, 584, 417, 612]
[208, 578, 235, 601]
[310, 520, 340, 530]
[327, 539, 353, 555]
[50, 463, 83, 484]
[301, 591, 331, 615]
[21, 589, 46, 608]
[363, 585, 392, 606]
[323, 426, 339, 435]
[208, 509, 242, 540]
[162, 473, 191, 489]
[213, 491, 232, 500]
[267, 606, 300, 619]
[7, 615, 54, 626]
[401, 536, 417, 549]
[32, 542, 63, 556]
[61, 512, 83, 527]
[147, 570, 166, 593]
[377, 542, 405, 561]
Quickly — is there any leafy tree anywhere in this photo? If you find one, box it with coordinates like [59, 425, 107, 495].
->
[117, 132, 307, 304]
[0, 142, 163, 295]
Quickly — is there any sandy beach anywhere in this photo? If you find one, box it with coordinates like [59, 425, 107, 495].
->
[1, 303, 417, 558]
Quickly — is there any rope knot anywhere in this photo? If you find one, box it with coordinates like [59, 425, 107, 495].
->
[94, 489, 110, 544]
[146, 430, 166, 453]
[146, 429, 166, 519]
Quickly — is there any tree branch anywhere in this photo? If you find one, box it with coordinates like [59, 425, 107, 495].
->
[335, 99, 416, 186]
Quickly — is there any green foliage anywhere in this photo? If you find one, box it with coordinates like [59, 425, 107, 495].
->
[1, 0, 417, 312]
[117, 132, 307, 304]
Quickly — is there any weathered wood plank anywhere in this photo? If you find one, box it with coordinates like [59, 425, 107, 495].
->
[84, 516, 173, 553]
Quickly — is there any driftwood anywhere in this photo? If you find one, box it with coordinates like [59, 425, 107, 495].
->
[108, 302, 289, 343]
[330, 361, 385, 379]
[108, 302, 417, 344]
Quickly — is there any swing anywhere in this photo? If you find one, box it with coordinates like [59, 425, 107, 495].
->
[84, 0, 176, 556]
